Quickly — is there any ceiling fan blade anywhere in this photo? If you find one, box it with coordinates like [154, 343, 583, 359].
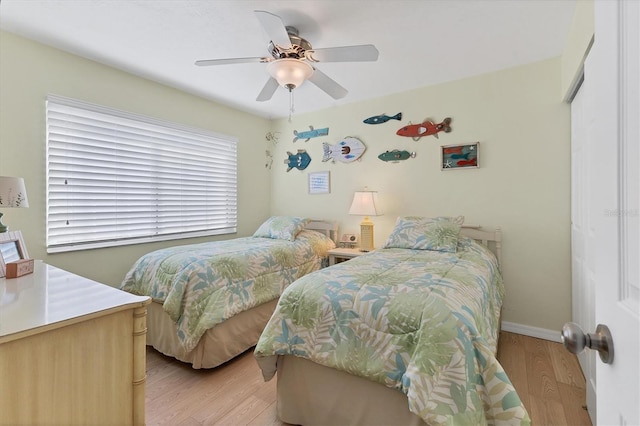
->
[195, 57, 267, 66]
[254, 10, 292, 49]
[307, 45, 379, 63]
[256, 77, 280, 102]
[307, 68, 348, 100]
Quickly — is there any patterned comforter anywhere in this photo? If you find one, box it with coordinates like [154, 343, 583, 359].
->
[254, 237, 530, 425]
[120, 229, 335, 352]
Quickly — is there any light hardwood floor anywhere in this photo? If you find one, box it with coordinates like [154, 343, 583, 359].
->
[145, 331, 592, 425]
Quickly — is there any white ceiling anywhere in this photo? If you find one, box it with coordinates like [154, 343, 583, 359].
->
[0, 0, 576, 120]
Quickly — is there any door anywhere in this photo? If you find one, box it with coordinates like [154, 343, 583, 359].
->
[571, 74, 597, 422]
[590, 0, 639, 424]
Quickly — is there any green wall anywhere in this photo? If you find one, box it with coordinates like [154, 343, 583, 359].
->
[2, 7, 594, 333]
[0, 30, 272, 286]
[269, 58, 572, 333]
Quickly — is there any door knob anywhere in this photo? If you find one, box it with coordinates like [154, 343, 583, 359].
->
[561, 322, 614, 364]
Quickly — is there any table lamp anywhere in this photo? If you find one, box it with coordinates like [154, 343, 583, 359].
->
[348, 188, 382, 252]
[0, 176, 29, 233]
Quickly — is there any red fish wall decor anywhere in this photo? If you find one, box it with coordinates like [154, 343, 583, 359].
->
[396, 117, 452, 141]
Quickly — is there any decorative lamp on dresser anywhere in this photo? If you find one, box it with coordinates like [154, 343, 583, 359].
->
[0, 260, 150, 425]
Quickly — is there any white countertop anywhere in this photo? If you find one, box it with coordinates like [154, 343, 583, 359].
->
[0, 261, 149, 339]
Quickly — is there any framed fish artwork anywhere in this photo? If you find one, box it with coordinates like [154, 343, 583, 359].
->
[441, 142, 479, 170]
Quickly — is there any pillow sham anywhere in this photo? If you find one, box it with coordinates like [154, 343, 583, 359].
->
[383, 216, 463, 252]
[253, 216, 310, 241]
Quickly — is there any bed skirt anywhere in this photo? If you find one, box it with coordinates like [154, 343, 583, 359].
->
[276, 355, 426, 426]
[147, 299, 278, 369]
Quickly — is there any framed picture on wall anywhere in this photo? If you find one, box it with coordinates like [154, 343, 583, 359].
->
[308, 171, 331, 194]
[441, 142, 479, 170]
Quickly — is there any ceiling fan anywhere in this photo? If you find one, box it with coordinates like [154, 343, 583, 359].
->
[195, 10, 379, 102]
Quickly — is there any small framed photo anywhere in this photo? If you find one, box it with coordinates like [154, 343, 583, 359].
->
[0, 230, 29, 278]
[441, 142, 479, 170]
[308, 171, 331, 195]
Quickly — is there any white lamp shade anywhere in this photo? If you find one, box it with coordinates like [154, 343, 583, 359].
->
[267, 58, 314, 89]
[0, 176, 29, 208]
[349, 191, 381, 217]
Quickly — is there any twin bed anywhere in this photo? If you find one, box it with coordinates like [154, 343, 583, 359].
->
[120, 216, 337, 368]
[255, 217, 530, 425]
[121, 215, 529, 424]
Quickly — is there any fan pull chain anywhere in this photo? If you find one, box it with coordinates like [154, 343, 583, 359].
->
[288, 89, 295, 123]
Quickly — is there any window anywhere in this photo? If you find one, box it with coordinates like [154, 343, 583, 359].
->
[46, 95, 237, 253]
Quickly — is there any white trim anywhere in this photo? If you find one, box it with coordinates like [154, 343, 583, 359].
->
[566, 67, 585, 103]
[501, 321, 562, 343]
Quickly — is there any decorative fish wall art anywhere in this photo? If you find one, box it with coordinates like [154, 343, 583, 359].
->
[284, 149, 311, 172]
[396, 117, 452, 140]
[378, 150, 416, 163]
[293, 126, 329, 143]
[363, 112, 402, 125]
[322, 137, 366, 163]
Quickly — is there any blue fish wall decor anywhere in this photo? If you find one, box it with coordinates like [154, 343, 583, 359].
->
[363, 112, 402, 125]
[293, 126, 329, 143]
[284, 150, 311, 172]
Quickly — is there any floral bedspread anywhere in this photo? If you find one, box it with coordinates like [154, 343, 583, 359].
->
[120, 230, 335, 352]
[254, 237, 530, 425]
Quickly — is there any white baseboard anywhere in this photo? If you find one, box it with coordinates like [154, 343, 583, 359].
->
[501, 321, 562, 343]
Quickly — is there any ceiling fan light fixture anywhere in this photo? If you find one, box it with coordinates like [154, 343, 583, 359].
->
[267, 58, 313, 91]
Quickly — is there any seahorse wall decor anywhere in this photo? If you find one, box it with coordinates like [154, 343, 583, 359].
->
[265, 131, 279, 169]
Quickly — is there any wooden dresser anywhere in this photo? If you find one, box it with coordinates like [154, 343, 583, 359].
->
[0, 261, 150, 425]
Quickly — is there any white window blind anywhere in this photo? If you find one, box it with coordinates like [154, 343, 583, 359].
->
[46, 95, 237, 253]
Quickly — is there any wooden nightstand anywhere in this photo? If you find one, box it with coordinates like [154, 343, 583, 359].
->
[328, 247, 370, 265]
